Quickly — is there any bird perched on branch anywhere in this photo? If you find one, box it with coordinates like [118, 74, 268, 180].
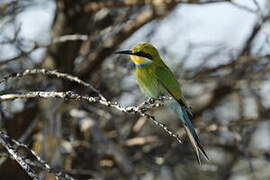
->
[115, 43, 208, 164]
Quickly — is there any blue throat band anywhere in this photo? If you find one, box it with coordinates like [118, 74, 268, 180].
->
[135, 61, 152, 68]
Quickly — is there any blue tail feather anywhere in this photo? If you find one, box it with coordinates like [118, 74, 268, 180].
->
[181, 107, 200, 142]
[169, 102, 209, 163]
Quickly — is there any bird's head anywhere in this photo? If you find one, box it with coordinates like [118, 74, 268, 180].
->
[115, 43, 161, 67]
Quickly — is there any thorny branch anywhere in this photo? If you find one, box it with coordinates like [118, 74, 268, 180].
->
[0, 90, 180, 141]
[0, 69, 182, 179]
[0, 69, 182, 143]
[0, 131, 76, 180]
[0, 131, 40, 180]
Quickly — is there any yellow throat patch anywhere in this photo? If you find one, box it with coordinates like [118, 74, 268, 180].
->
[130, 55, 151, 65]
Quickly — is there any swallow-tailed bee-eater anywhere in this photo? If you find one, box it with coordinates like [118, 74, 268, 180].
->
[115, 43, 209, 164]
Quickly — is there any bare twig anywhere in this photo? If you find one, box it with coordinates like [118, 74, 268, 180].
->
[0, 69, 182, 144]
[0, 90, 182, 144]
[0, 34, 89, 66]
[85, 0, 232, 12]
[230, 1, 257, 13]
[0, 68, 105, 100]
[0, 131, 40, 180]
[0, 131, 76, 180]
[192, 55, 270, 79]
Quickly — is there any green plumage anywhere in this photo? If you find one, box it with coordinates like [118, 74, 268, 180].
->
[135, 64, 166, 97]
[116, 43, 209, 164]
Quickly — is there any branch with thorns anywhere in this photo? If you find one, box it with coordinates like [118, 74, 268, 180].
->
[0, 69, 181, 143]
[0, 69, 182, 179]
[0, 131, 76, 180]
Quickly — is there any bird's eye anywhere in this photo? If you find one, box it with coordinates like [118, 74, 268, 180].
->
[135, 51, 152, 60]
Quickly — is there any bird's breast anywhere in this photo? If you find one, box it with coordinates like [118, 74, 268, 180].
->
[135, 66, 165, 98]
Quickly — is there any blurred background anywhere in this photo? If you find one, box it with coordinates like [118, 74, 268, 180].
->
[0, 0, 270, 179]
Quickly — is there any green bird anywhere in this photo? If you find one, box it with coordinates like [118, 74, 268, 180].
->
[115, 43, 208, 164]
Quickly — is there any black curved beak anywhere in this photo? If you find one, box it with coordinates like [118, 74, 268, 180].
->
[114, 50, 134, 55]
[115, 50, 153, 60]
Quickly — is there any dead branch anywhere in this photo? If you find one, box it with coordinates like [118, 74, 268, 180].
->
[85, 0, 232, 12]
[0, 90, 182, 144]
[0, 131, 76, 180]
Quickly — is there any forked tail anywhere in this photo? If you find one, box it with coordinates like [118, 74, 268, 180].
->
[170, 102, 209, 164]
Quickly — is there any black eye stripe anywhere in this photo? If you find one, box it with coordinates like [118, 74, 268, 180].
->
[134, 51, 152, 60]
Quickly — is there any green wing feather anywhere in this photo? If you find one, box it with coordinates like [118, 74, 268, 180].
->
[155, 66, 181, 98]
[155, 65, 190, 110]
[155, 65, 209, 163]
